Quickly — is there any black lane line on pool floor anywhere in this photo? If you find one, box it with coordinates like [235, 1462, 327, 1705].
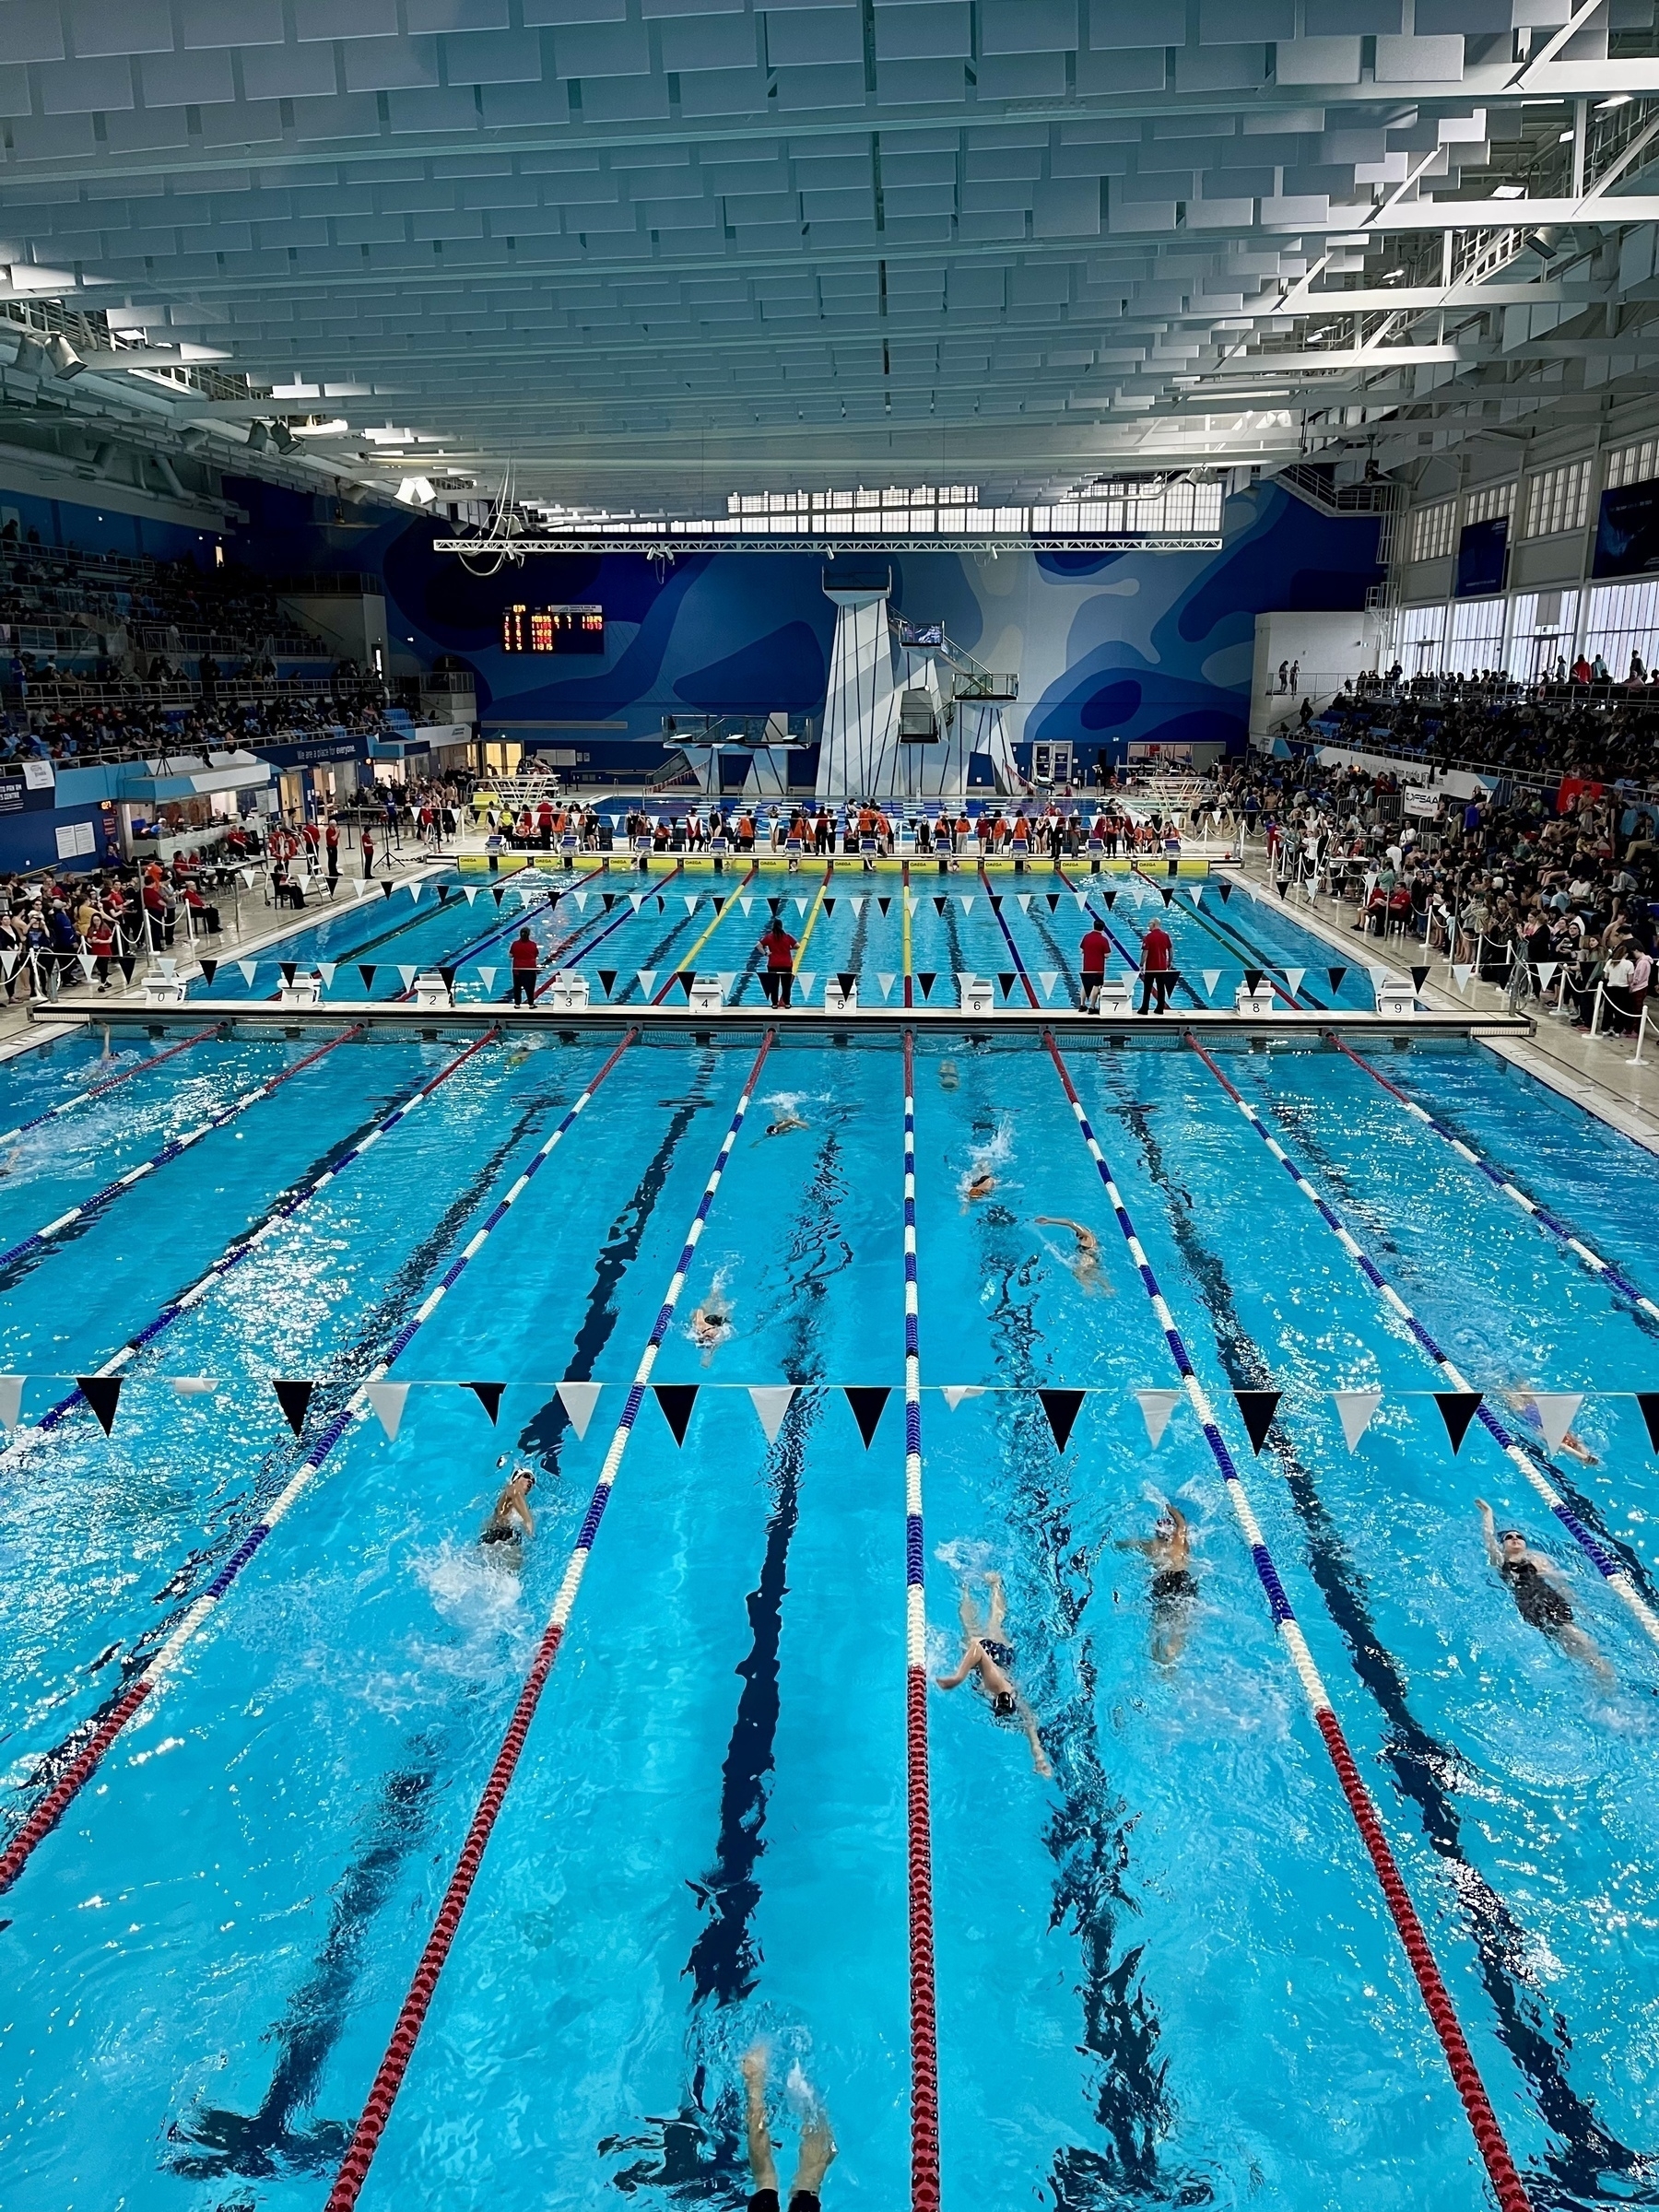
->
[1112, 1080, 1648, 2195]
[163, 1065, 720, 2169]
[0, 1089, 554, 1841]
[603, 1119, 854, 2197]
[957, 1060, 1193, 2210]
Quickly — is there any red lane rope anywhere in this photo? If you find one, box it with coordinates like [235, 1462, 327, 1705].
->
[900, 1028, 940, 2212]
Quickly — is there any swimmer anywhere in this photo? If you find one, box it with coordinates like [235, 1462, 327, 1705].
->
[766, 1114, 807, 1137]
[691, 1302, 731, 1353]
[1118, 1501, 1198, 1665]
[742, 2044, 836, 2212]
[939, 1058, 959, 1091]
[1506, 1388, 1597, 1466]
[481, 1462, 535, 1559]
[1477, 1500, 1612, 1680]
[963, 1169, 995, 1204]
[934, 1570, 1052, 1775]
[1035, 1215, 1102, 1285]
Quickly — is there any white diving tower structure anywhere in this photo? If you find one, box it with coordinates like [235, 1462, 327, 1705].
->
[816, 566, 1018, 800]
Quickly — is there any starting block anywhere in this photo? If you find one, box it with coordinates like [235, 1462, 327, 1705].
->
[411, 971, 451, 1008]
[958, 972, 994, 1015]
[1096, 978, 1132, 1016]
[688, 973, 725, 1014]
[279, 970, 323, 1006]
[143, 958, 187, 1006]
[822, 976, 857, 1014]
[1373, 975, 1419, 1018]
[545, 970, 591, 1011]
[1235, 980, 1277, 1016]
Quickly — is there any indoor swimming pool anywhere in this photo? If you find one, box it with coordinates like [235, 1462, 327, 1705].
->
[1, 996, 1656, 2210]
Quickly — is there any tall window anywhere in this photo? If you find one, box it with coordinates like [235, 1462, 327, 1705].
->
[1522, 460, 1590, 539]
[1606, 437, 1659, 491]
[1584, 579, 1659, 673]
[1408, 500, 1455, 563]
[1463, 481, 1514, 527]
[1447, 595, 1507, 670]
[1395, 602, 1445, 672]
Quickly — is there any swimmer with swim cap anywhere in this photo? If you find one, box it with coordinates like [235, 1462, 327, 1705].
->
[766, 1114, 807, 1137]
[1118, 1501, 1198, 1665]
[939, 1059, 959, 1090]
[691, 1302, 731, 1352]
[964, 1168, 995, 1203]
[1478, 1500, 1611, 1679]
[934, 1570, 1051, 1775]
[481, 1460, 535, 1558]
[1036, 1215, 1102, 1284]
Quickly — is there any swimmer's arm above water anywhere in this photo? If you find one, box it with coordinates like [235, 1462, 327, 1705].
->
[1475, 1499, 1505, 1571]
[933, 1643, 980, 1690]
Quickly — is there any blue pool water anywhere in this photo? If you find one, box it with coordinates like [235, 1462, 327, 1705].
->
[1, 989, 1657, 2207]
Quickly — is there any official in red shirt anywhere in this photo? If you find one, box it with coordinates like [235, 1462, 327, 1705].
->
[1139, 919, 1174, 1015]
[759, 918, 797, 1007]
[1079, 923, 1110, 1011]
[509, 925, 539, 1006]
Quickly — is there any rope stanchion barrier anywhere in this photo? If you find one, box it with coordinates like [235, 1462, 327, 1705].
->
[251, 860, 545, 1001]
[324, 1027, 775, 2211]
[0, 1023, 223, 1147]
[19, 1028, 501, 1441]
[1184, 1033, 1659, 1650]
[1040, 1030, 1535, 2212]
[0, 1028, 638, 1900]
[1327, 1034, 1659, 1328]
[900, 1030, 941, 2212]
[0, 1024, 362, 1284]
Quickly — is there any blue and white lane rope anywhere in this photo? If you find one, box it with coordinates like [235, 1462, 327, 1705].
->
[900, 1030, 942, 2212]
[0, 1023, 221, 1147]
[1330, 1035, 1659, 1326]
[0, 1026, 361, 1280]
[0, 1028, 639, 1899]
[1186, 1034, 1659, 1652]
[18, 1028, 500, 1441]
[1041, 1031, 1534, 2212]
[324, 1028, 775, 2212]
[978, 860, 1041, 1008]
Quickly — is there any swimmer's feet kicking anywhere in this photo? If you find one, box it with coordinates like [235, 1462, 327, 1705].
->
[742, 2044, 837, 2212]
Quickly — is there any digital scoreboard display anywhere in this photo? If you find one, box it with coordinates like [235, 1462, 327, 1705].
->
[501, 604, 605, 654]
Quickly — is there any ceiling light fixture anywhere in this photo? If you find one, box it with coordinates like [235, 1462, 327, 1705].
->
[46, 334, 84, 379]
[271, 421, 299, 453]
[1493, 184, 1526, 199]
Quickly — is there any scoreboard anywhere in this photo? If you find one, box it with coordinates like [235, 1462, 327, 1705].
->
[501, 604, 605, 653]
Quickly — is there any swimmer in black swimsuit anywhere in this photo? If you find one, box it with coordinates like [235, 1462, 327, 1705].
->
[741, 2043, 835, 2212]
[480, 1464, 535, 1561]
[1118, 1501, 1198, 1665]
[1478, 1500, 1612, 1681]
[934, 1569, 1052, 1775]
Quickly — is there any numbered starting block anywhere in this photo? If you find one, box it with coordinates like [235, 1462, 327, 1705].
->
[1373, 974, 1419, 1018]
[1235, 978, 1277, 1016]
[1096, 978, 1132, 1016]
[822, 975, 857, 1014]
[544, 970, 591, 1011]
[958, 972, 995, 1015]
[688, 973, 725, 1014]
[143, 958, 187, 1006]
[278, 969, 323, 1006]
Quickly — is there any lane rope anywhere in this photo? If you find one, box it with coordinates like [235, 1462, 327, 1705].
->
[900, 1029, 941, 2212]
[19, 1029, 500, 1441]
[0, 1023, 221, 1147]
[651, 861, 757, 1002]
[0, 1029, 639, 1899]
[1041, 1029, 1535, 2212]
[1329, 1034, 1659, 1326]
[1184, 1032, 1659, 1649]
[977, 860, 1040, 1006]
[324, 1028, 775, 2210]
[0, 1026, 361, 1282]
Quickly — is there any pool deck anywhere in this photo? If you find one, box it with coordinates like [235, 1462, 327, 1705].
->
[28, 995, 1530, 1045]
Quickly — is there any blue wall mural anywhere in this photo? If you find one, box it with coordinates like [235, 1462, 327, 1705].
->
[8, 472, 1382, 783]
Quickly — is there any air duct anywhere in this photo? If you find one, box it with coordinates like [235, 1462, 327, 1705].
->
[246, 419, 273, 453]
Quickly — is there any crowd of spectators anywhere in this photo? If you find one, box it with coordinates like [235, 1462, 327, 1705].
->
[0, 683, 403, 770]
[1218, 754, 1657, 1035]
[481, 794, 1177, 856]
[1271, 663, 1659, 793]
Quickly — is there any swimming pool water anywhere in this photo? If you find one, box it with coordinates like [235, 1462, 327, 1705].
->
[0, 999, 1656, 2210]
